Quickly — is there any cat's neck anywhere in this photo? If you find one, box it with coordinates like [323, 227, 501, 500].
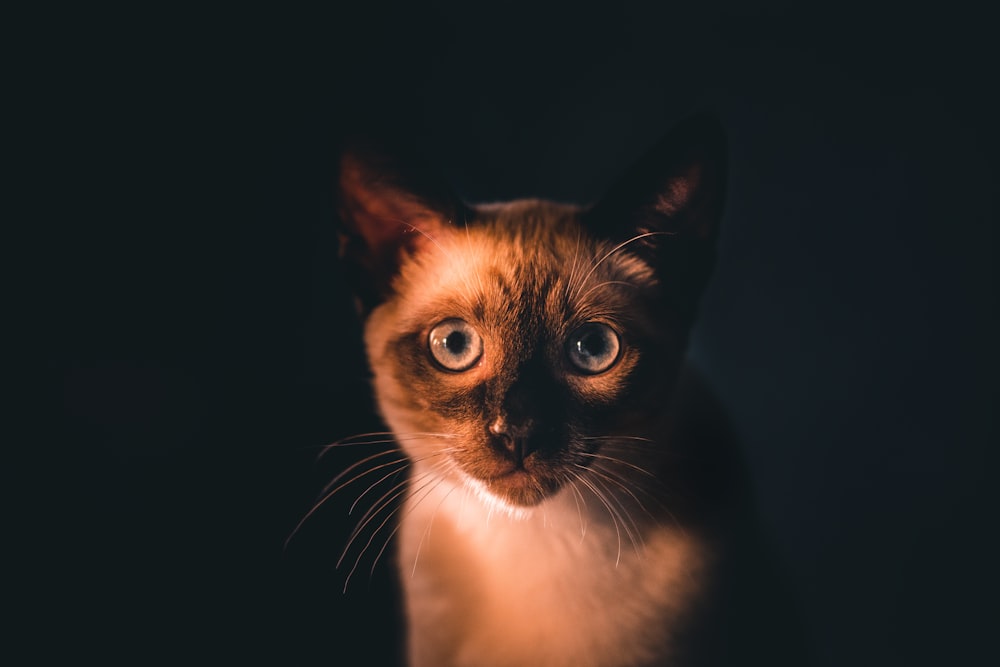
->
[403, 467, 661, 551]
[397, 457, 708, 667]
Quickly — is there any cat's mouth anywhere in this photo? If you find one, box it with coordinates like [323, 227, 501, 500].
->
[491, 465, 540, 491]
[462, 461, 566, 510]
[450, 433, 588, 512]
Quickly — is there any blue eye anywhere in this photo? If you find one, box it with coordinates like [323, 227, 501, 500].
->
[429, 319, 483, 372]
[567, 323, 621, 374]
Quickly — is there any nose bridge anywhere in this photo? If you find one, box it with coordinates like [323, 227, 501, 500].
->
[502, 373, 536, 420]
[486, 345, 560, 462]
[490, 350, 553, 430]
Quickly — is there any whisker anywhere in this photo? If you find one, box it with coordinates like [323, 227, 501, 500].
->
[342, 469, 447, 591]
[589, 457, 687, 536]
[340, 451, 450, 546]
[338, 477, 412, 562]
[576, 280, 641, 302]
[567, 476, 589, 543]
[338, 469, 436, 573]
[347, 462, 411, 515]
[578, 451, 658, 479]
[580, 435, 653, 443]
[564, 230, 587, 304]
[367, 483, 435, 583]
[317, 431, 457, 460]
[322, 449, 406, 495]
[581, 467, 644, 557]
[596, 440, 705, 465]
[584, 465, 656, 538]
[571, 471, 623, 567]
[572, 231, 673, 302]
[410, 479, 460, 579]
[284, 452, 407, 551]
[323, 430, 397, 444]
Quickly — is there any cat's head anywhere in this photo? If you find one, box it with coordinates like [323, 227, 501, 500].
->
[336, 116, 726, 515]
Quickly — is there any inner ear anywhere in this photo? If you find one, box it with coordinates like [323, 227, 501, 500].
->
[583, 114, 728, 322]
[336, 139, 465, 310]
[586, 113, 727, 248]
[339, 152, 449, 261]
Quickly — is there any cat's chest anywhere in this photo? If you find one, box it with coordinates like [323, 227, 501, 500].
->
[397, 483, 704, 667]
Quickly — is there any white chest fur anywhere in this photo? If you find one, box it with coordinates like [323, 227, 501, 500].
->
[396, 473, 705, 667]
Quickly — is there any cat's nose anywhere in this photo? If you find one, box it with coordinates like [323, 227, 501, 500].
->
[488, 416, 536, 464]
[489, 415, 533, 438]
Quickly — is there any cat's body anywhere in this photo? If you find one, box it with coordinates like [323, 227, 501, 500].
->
[333, 116, 801, 666]
[366, 205, 714, 667]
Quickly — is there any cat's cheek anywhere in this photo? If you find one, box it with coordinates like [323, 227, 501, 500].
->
[564, 348, 640, 407]
[381, 344, 491, 425]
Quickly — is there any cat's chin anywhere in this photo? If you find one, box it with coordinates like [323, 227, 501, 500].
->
[460, 471, 559, 520]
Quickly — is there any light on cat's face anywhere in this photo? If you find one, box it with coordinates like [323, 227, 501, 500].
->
[363, 208, 669, 517]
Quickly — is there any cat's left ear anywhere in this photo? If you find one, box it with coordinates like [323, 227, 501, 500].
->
[584, 114, 727, 318]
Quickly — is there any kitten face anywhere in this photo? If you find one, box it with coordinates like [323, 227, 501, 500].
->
[363, 202, 681, 513]
[338, 115, 726, 517]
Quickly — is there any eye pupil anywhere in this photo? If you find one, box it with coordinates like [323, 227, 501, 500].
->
[577, 332, 606, 358]
[445, 331, 467, 354]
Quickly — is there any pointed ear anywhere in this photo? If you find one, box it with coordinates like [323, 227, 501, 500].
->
[336, 138, 464, 311]
[584, 114, 728, 320]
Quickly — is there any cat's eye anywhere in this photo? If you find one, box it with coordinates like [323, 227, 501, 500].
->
[566, 323, 621, 374]
[428, 319, 484, 372]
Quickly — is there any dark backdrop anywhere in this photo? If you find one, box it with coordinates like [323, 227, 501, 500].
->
[33, 3, 993, 665]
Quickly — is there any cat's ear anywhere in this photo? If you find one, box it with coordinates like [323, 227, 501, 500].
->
[585, 114, 728, 319]
[336, 138, 465, 312]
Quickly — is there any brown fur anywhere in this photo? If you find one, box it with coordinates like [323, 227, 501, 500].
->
[334, 116, 743, 666]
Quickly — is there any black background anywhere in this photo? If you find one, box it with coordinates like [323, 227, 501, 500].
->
[30, 2, 994, 665]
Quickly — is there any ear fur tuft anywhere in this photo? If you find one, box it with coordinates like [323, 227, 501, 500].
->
[335, 139, 464, 311]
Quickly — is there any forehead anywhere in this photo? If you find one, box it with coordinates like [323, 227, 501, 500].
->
[396, 204, 654, 329]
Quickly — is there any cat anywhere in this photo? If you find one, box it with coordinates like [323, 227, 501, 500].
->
[328, 115, 805, 666]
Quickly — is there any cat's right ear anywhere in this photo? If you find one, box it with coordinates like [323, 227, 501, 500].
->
[336, 139, 464, 313]
[584, 114, 728, 323]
